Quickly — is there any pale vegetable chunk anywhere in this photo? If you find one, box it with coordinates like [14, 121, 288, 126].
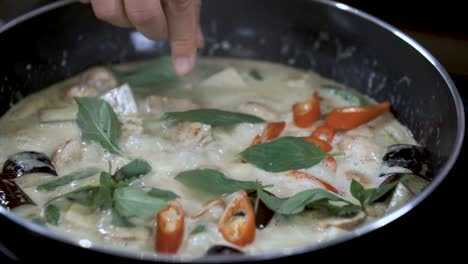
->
[201, 67, 246, 87]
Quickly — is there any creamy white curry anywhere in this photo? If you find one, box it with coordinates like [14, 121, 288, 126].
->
[0, 57, 431, 257]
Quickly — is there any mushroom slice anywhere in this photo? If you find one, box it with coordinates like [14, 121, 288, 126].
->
[144, 95, 198, 118]
[319, 211, 367, 231]
[238, 101, 279, 121]
[51, 140, 82, 169]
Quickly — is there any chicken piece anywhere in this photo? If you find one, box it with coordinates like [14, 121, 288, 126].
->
[65, 67, 118, 100]
[319, 211, 367, 230]
[51, 140, 82, 169]
[119, 116, 144, 135]
[337, 132, 381, 162]
[66, 84, 99, 100]
[62, 204, 96, 229]
[345, 170, 372, 188]
[238, 101, 279, 121]
[175, 122, 212, 147]
[201, 67, 246, 87]
[144, 95, 198, 118]
[83, 66, 118, 92]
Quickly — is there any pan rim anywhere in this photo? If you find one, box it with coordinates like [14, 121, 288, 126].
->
[0, 0, 465, 262]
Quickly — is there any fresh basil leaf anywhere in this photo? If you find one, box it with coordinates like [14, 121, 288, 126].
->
[75, 97, 126, 156]
[113, 187, 167, 219]
[257, 189, 285, 212]
[258, 188, 354, 215]
[147, 188, 179, 201]
[111, 207, 135, 227]
[113, 56, 179, 89]
[45, 204, 60, 225]
[240, 137, 328, 172]
[190, 225, 206, 235]
[249, 69, 263, 81]
[46, 186, 100, 207]
[320, 84, 369, 106]
[93, 186, 113, 210]
[113, 159, 152, 182]
[368, 174, 415, 205]
[308, 200, 362, 217]
[350, 180, 376, 209]
[162, 109, 264, 127]
[37, 167, 101, 191]
[100, 171, 116, 187]
[175, 169, 263, 195]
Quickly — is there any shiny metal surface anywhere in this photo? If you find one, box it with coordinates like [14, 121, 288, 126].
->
[0, 0, 464, 262]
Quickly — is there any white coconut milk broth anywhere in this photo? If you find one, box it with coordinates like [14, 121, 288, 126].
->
[0, 58, 416, 257]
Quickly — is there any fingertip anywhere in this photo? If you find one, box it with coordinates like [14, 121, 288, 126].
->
[173, 53, 196, 77]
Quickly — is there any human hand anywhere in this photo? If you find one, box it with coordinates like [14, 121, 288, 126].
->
[80, 0, 204, 76]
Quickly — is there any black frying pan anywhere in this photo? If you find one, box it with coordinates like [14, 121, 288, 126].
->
[0, 0, 465, 263]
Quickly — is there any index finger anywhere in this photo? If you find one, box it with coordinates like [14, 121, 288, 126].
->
[163, 0, 200, 76]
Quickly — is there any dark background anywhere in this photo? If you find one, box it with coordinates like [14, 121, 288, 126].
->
[1, 0, 467, 262]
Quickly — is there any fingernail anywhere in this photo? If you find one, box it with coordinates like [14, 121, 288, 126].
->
[174, 56, 194, 76]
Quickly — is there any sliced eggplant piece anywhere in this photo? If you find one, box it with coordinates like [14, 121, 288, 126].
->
[382, 174, 430, 196]
[380, 144, 433, 181]
[205, 245, 244, 255]
[39, 106, 78, 123]
[248, 191, 275, 230]
[0, 178, 34, 209]
[2, 151, 57, 179]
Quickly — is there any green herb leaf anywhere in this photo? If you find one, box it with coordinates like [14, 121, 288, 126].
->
[111, 207, 135, 227]
[240, 137, 328, 172]
[46, 186, 100, 207]
[350, 174, 415, 208]
[113, 187, 167, 219]
[368, 174, 415, 204]
[113, 159, 152, 182]
[249, 69, 263, 81]
[99, 171, 116, 188]
[190, 225, 206, 235]
[75, 97, 126, 156]
[320, 84, 369, 106]
[113, 56, 179, 89]
[258, 188, 355, 215]
[45, 204, 60, 225]
[93, 186, 113, 210]
[310, 200, 362, 217]
[37, 167, 101, 191]
[147, 188, 179, 201]
[350, 180, 376, 209]
[175, 169, 263, 195]
[162, 109, 264, 127]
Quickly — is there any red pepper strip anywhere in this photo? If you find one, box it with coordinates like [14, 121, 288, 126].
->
[292, 92, 321, 128]
[188, 199, 225, 220]
[311, 125, 336, 144]
[324, 101, 391, 130]
[218, 191, 256, 247]
[300, 136, 332, 153]
[250, 121, 286, 146]
[287, 170, 339, 194]
[155, 201, 185, 254]
[322, 156, 337, 173]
